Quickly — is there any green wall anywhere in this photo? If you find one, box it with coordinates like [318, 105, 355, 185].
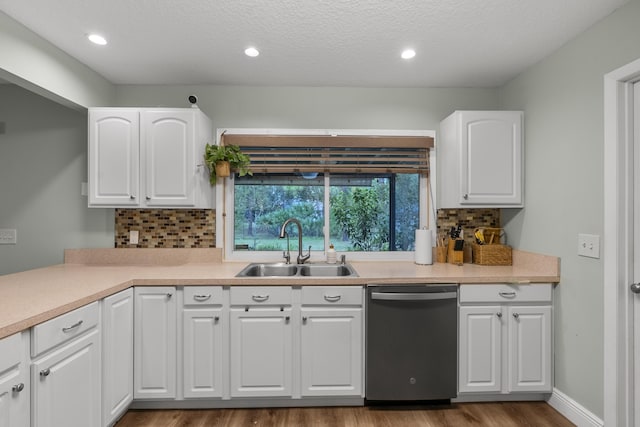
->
[0, 85, 114, 274]
[499, 0, 640, 418]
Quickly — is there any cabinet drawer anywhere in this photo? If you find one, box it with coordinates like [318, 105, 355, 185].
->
[0, 332, 22, 368]
[183, 286, 225, 307]
[301, 286, 363, 305]
[230, 286, 292, 306]
[459, 284, 552, 304]
[31, 301, 99, 357]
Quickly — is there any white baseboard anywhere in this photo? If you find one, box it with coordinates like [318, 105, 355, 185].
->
[547, 388, 603, 427]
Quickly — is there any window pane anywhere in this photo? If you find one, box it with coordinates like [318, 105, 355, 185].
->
[329, 174, 419, 251]
[234, 174, 325, 251]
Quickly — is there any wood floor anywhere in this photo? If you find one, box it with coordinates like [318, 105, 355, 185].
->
[115, 402, 575, 427]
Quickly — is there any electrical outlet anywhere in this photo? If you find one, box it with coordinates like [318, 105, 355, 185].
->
[0, 229, 17, 244]
[130, 230, 139, 245]
[578, 233, 600, 258]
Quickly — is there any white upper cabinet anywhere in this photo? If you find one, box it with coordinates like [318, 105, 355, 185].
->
[88, 108, 213, 208]
[88, 110, 140, 206]
[438, 111, 523, 208]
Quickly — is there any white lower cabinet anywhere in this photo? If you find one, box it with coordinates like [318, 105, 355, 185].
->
[0, 332, 30, 427]
[134, 287, 177, 399]
[182, 286, 225, 398]
[458, 284, 552, 395]
[31, 303, 101, 427]
[102, 289, 134, 426]
[300, 286, 363, 397]
[230, 307, 293, 397]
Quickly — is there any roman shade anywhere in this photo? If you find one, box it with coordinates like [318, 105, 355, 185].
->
[221, 133, 433, 175]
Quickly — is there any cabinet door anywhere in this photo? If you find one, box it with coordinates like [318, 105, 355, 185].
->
[458, 305, 503, 393]
[141, 111, 195, 206]
[31, 329, 100, 427]
[88, 109, 140, 206]
[183, 309, 224, 398]
[0, 333, 29, 427]
[460, 111, 522, 206]
[229, 308, 292, 397]
[300, 308, 362, 397]
[102, 289, 133, 425]
[134, 287, 177, 399]
[508, 305, 552, 392]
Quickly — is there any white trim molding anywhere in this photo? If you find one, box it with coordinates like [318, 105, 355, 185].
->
[548, 388, 603, 427]
[603, 57, 640, 427]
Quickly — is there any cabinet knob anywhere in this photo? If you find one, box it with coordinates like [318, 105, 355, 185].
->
[214, 316, 220, 322]
[146, 196, 151, 201]
[40, 369, 51, 377]
[285, 316, 290, 323]
[631, 283, 640, 294]
[12, 383, 24, 393]
[496, 312, 502, 318]
[302, 316, 308, 323]
[513, 313, 520, 319]
[166, 293, 173, 298]
[130, 194, 136, 200]
[463, 193, 469, 200]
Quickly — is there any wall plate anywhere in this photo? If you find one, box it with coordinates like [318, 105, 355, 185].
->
[578, 233, 600, 258]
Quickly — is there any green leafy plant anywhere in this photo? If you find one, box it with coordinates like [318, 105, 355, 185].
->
[203, 143, 252, 185]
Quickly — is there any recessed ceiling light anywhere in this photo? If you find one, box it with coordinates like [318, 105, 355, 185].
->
[244, 47, 260, 57]
[88, 34, 107, 45]
[401, 49, 416, 60]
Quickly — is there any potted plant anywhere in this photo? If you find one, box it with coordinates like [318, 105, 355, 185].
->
[203, 143, 252, 184]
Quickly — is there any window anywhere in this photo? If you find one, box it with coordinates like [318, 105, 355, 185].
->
[219, 129, 435, 261]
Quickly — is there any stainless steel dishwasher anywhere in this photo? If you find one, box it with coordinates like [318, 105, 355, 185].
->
[366, 284, 458, 402]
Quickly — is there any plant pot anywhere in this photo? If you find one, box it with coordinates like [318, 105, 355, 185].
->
[215, 161, 231, 178]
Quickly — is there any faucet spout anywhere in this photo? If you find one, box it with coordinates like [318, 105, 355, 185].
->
[279, 218, 311, 264]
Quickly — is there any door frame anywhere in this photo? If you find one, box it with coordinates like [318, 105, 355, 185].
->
[603, 57, 640, 427]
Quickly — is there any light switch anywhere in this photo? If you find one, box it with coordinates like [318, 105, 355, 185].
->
[0, 229, 17, 244]
[130, 230, 139, 245]
[578, 233, 600, 258]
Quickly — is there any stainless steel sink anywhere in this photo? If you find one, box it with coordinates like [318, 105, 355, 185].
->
[299, 264, 357, 277]
[235, 262, 358, 278]
[236, 263, 298, 277]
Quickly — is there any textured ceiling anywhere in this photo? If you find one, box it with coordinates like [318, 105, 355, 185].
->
[0, 0, 628, 87]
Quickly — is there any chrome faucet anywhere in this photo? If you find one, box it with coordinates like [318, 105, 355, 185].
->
[279, 218, 311, 264]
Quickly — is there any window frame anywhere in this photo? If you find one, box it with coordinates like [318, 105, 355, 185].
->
[216, 128, 437, 262]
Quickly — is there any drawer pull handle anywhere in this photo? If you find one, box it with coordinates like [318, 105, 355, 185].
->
[40, 369, 51, 377]
[324, 295, 341, 302]
[193, 294, 212, 302]
[499, 291, 517, 298]
[252, 294, 269, 302]
[513, 313, 520, 319]
[62, 320, 83, 333]
[12, 383, 24, 393]
[496, 312, 502, 318]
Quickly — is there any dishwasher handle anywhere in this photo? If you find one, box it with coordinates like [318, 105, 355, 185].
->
[370, 291, 457, 301]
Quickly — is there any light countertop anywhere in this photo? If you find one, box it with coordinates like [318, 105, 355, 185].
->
[0, 248, 560, 339]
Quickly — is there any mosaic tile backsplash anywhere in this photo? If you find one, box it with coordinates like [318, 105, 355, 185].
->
[436, 208, 501, 246]
[115, 209, 215, 248]
[114, 208, 498, 249]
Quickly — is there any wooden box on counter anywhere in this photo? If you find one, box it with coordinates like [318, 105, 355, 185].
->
[472, 244, 513, 265]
